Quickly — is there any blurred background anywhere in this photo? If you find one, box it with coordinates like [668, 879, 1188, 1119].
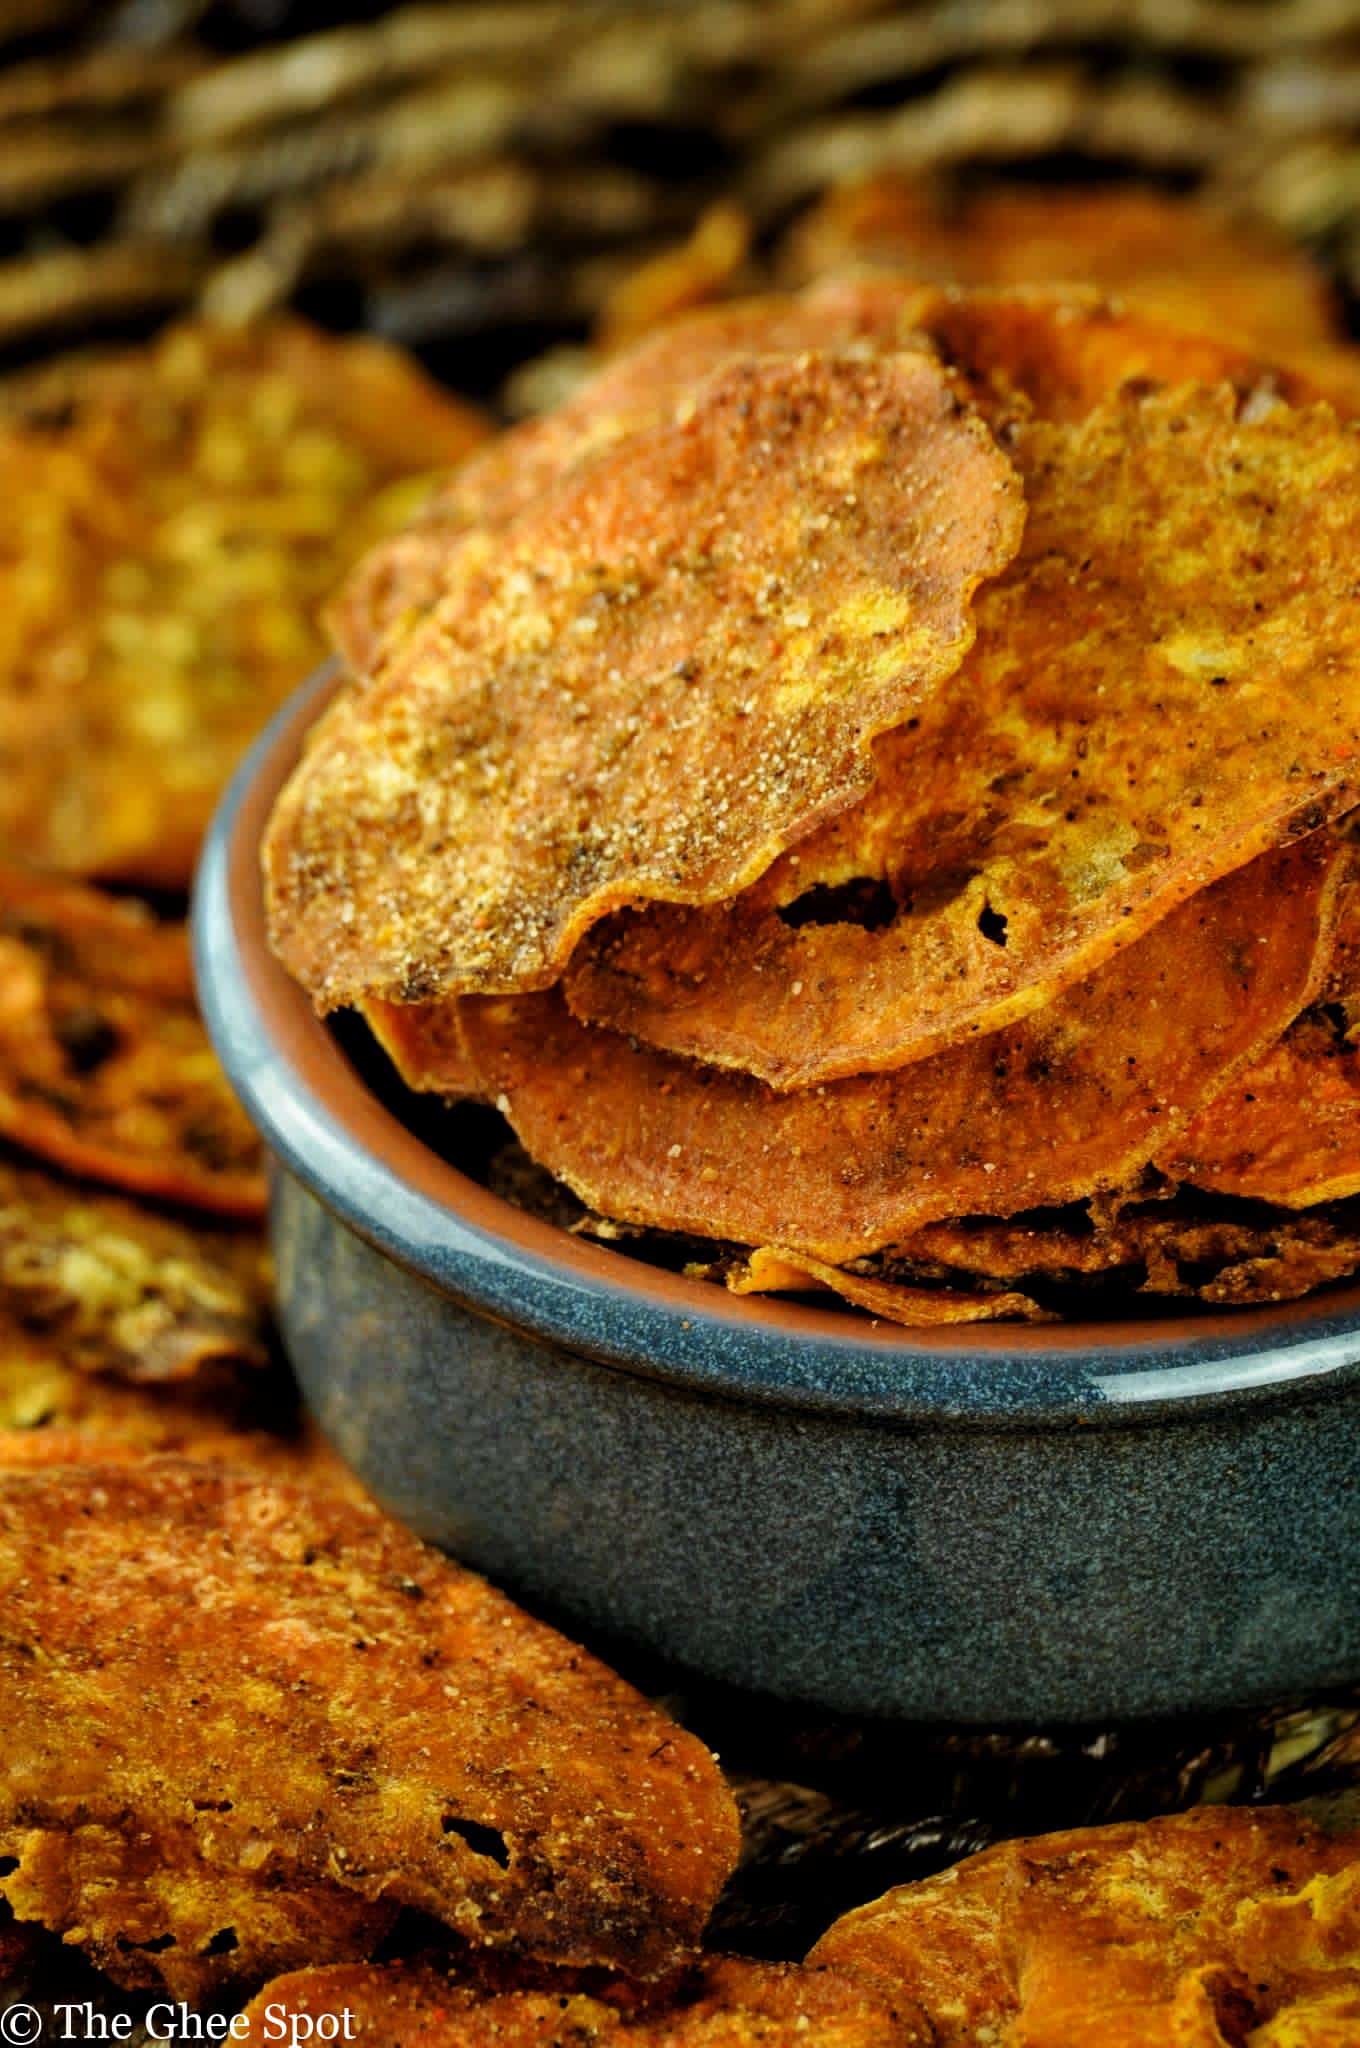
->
[2, 0, 1358, 409]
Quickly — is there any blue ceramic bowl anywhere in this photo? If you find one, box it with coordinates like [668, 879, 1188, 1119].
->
[194, 666, 1360, 1726]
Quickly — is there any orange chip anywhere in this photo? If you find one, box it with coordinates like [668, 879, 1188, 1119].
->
[326, 280, 943, 679]
[725, 1246, 1051, 1326]
[1156, 873, 1360, 1208]
[1161, 1010, 1360, 1210]
[568, 374, 1360, 1086]
[267, 347, 1023, 1010]
[0, 1462, 738, 1998]
[810, 1806, 1360, 2048]
[0, 865, 264, 1215]
[446, 837, 1341, 1263]
[240, 1954, 923, 2046]
[781, 179, 1343, 356]
[0, 320, 487, 891]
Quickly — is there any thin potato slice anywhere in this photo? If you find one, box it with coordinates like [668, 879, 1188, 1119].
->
[241, 1955, 924, 2046]
[810, 1807, 1360, 2048]
[266, 349, 1024, 1009]
[326, 281, 942, 679]
[567, 380, 1360, 1086]
[363, 996, 483, 1102]
[0, 866, 264, 1215]
[0, 1462, 739, 1999]
[0, 320, 487, 890]
[781, 179, 1343, 356]
[450, 837, 1341, 1262]
[1162, 1012, 1360, 1210]
[725, 1247, 1051, 1326]
[0, 1159, 268, 1382]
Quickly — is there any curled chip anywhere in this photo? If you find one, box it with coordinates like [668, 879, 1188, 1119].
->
[327, 281, 942, 678]
[266, 347, 1024, 1010]
[810, 1806, 1360, 2048]
[0, 1462, 738, 1999]
[0, 320, 486, 891]
[0, 1160, 268, 1382]
[241, 1954, 923, 2046]
[448, 837, 1341, 1263]
[888, 1201, 1360, 1308]
[780, 179, 1343, 356]
[0, 865, 264, 1215]
[363, 996, 483, 1103]
[724, 1247, 1050, 1326]
[567, 375, 1360, 1086]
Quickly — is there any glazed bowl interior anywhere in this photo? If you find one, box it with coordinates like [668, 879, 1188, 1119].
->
[194, 665, 1360, 1430]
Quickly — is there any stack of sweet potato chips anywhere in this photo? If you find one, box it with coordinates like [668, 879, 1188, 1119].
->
[269, 221, 1360, 1326]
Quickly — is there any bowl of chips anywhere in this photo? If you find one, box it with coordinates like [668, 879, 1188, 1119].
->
[197, 281, 1360, 1723]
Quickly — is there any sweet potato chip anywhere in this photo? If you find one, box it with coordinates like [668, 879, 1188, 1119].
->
[326, 281, 942, 679]
[363, 996, 483, 1103]
[725, 1247, 1051, 1326]
[450, 837, 1341, 1262]
[0, 1462, 738, 1998]
[567, 379, 1360, 1086]
[781, 179, 1342, 355]
[241, 1954, 924, 2046]
[329, 280, 1320, 685]
[267, 347, 1024, 1009]
[0, 865, 264, 1215]
[0, 319, 486, 890]
[810, 1806, 1360, 2048]
[1161, 1011, 1360, 1211]
[888, 1202, 1360, 1308]
[0, 1158, 268, 1381]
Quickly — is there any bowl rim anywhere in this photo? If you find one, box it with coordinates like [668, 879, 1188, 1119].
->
[193, 663, 1360, 1428]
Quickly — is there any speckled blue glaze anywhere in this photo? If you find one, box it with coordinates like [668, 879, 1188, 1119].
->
[194, 672, 1360, 1724]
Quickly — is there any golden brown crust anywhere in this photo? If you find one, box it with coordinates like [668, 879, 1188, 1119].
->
[0, 864, 265, 1215]
[567, 378, 1360, 1087]
[446, 837, 1341, 1262]
[810, 1806, 1360, 2048]
[266, 347, 1023, 1009]
[0, 319, 486, 890]
[241, 1954, 926, 2046]
[0, 1462, 739, 1999]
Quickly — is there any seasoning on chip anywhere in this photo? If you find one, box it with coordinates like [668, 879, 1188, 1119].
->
[0, 1462, 738, 1998]
[326, 281, 942, 679]
[266, 349, 1023, 1009]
